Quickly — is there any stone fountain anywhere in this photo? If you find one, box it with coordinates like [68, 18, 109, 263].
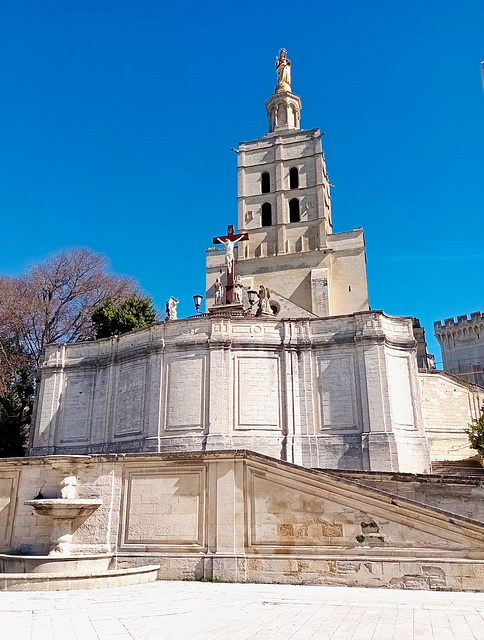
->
[25, 473, 102, 557]
[0, 458, 159, 589]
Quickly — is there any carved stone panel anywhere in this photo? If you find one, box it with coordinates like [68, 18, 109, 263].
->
[386, 354, 415, 429]
[0, 471, 19, 550]
[58, 373, 94, 443]
[164, 355, 206, 431]
[248, 470, 342, 548]
[114, 362, 146, 437]
[316, 354, 357, 431]
[121, 466, 206, 549]
[235, 356, 280, 429]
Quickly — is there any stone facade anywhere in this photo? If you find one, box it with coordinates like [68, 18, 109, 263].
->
[29, 54, 483, 476]
[435, 311, 484, 387]
[3, 450, 484, 590]
[30, 311, 432, 474]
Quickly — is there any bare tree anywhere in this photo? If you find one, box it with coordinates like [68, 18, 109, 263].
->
[0, 248, 137, 367]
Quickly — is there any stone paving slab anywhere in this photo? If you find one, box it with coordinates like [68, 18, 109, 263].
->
[1, 581, 484, 639]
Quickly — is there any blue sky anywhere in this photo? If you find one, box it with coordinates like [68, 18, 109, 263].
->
[0, 1, 482, 361]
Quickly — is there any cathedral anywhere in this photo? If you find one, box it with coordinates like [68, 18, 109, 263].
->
[3, 52, 484, 592]
[29, 51, 483, 473]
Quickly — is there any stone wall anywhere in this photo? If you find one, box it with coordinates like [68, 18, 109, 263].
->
[30, 312, 431, 473]
[419, 370, 484, 461]
[435, 312, 484, 387]
[332, 469, 484, 523]
[2, 451, 484, 590]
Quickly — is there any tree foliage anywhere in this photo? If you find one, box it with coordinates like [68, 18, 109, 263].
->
[0, 338, 34, 456]
[0, 248, 136, 367]
[0, 333, 33, 396]
[92, 295, 157, 339]
[0, 248, 141, 456]
[467, 403, 484, 455]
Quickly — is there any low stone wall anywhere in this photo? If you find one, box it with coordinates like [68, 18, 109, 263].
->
[2, 450, 484, 590]
[331, 469, 484, 523]
[419, 370, 484, 461]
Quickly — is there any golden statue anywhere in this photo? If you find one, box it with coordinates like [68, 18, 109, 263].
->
[276, 49, 291, 91]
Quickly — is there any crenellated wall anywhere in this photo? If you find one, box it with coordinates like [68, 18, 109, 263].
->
[30, 311, 431, 474]
[434, 311, 484, 387]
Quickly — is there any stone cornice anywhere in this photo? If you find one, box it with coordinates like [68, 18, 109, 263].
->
[40, 311, 415, 372]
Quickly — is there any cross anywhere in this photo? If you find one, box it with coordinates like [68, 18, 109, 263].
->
[212, 225, 249, 303]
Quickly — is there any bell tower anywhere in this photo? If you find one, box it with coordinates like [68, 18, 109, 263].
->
[206, 51, 369, 318]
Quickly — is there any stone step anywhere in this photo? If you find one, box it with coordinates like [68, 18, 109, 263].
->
[432, 458, 484, 476]
[432, 465, 484, 477]
[0, 564, 160, 592]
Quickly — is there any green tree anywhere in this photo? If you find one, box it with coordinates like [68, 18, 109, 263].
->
[466, 403, 484, 455]
[0, 339, 34, 457]
[92, 295, 157, 339]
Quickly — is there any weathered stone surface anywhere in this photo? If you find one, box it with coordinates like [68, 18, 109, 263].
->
[435, 312, 484, 387]
[3, 450, 484, 590]
[30, 312, 433, 474]
[333, 468, 484, 522]
[419, 370, 484, 461]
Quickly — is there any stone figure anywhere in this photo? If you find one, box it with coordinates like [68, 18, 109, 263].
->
[233, 275, 243, 304]
[214, 236, 235, 274]
[276, 49, 291, 90]
[214, 278, 225, 305]
[60, 475, 77, 500]
[166, 297, 179, 320]
[257, 285, 273, 315]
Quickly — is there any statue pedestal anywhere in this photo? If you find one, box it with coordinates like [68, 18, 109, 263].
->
[265, 89, 302, 133]
[209, 303, 246, 318]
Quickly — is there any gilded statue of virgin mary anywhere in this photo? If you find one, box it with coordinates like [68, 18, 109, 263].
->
[276, 49, 291, 91]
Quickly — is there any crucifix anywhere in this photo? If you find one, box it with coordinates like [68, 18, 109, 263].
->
[213, 224, 249, 303]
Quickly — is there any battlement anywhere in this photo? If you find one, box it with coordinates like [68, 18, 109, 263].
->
[434, 311, 483, 333]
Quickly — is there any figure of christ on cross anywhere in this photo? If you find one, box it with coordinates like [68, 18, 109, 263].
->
[213, 225, 249, 303]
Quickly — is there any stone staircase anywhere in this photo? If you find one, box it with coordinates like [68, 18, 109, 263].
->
[432, 457, 484, 477]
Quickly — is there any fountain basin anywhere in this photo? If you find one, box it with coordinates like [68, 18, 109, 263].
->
[0, 564, 161, 591]
[25, 499, 102, 518]
[25, 498, 103, 556]
[0, 553, 113, 574]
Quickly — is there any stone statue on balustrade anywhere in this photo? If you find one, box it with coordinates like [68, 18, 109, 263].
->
[233, 275, 244, 304]
[165, 296, 179, 320]
[214, 278, 225, 306]
[258, 285, 273, 315]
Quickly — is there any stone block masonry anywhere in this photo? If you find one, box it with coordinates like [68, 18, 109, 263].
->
[435, 311, 484, 387]
[30, 311, 431, 473]
[419, 370, 484, 461]
[3, 450, 484, 590]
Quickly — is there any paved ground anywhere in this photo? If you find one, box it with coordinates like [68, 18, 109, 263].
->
[2, 581, 484, 640]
